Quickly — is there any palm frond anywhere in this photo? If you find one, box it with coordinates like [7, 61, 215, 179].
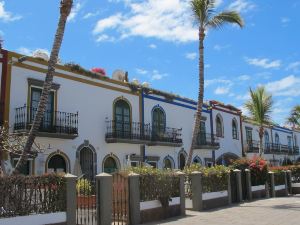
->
[190, 0, 216, 26]
[207, 11, 244, 29]
[287, 105, 300, 127]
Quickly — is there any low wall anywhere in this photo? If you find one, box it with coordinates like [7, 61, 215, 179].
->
[140, 197, 180, 224]
[251, 185, 267, 199]
[202, 190, 229, 210]
[0, 212, 66, 225]
[274, 185, 287, 197]
[292, 183, 300, 194]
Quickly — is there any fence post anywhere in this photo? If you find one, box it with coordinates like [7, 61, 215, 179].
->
[283, 171, 288, 196]
[227, 171, 232, 205]
[176, 171, 186, 216]
[65, 173, 77, 225]
[190, 171, 202, 211]
[268, 171, 275, 198]
[128, 172, 141, 225]
[245, 169, 252, 201]
[234, 169, 243, 202]
[96, 173, 112, 225]
[286, 170, 292, 194]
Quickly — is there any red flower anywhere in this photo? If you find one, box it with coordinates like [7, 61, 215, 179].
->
[91, 67, 106, 75]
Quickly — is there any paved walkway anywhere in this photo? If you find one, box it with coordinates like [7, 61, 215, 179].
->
[146, 195, 300, 225]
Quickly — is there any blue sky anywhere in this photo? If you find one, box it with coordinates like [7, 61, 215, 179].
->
[1, 0, 300, 125]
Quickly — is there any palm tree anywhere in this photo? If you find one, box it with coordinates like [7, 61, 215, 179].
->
[287, 105, 300, 129]
[13, 0, 73, 174]
[186, 0, 244, 166]
[245, 86, 273, 156]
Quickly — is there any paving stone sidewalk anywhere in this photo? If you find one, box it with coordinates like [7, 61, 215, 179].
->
[146, 195, 300, 225]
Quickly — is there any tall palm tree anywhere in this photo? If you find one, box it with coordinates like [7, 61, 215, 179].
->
[245, 86, 273, 156]
[13, 0, 73, 174]
[186, 0, 244, 166]
[287, 105, 300, 129]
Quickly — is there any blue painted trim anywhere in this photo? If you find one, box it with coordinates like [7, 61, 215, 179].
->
[209, 105, 215, 164]
[273, 125, 292, 132]
[272, 127, 293, 134]
[144, 95, 210, 113]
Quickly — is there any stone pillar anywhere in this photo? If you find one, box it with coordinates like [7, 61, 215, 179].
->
[283, 171, 288, 196]
[190, 171, 202, 211]
[128, 173, 141, 225]
[286, 170, 292, 194]
[245, 169, 252, 201]
[96, 173, 112, 225]
[234, 169, 243, 202]
[176, 171, 186, 216]
[268, 172, 275, 198]
[65, 173, 77, 225]
[227, 171, 232, 205]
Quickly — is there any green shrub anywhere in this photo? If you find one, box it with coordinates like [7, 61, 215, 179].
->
[290, 165, 300, 183]
[76, 178, 91, 195]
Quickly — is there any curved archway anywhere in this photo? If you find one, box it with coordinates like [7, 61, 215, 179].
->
[76, 141, 97, 180]
[216, 114, 224, 137]
[152, 105, 166, 136]
[113, 97, 132, 137]
[45, 150, 70, 173]
[192, 156, 202, 165]
[102, 154, 121, 174]
[178, 150, 187, 170]
[216, 152, 239, 166]
[163, 155, 175, 169]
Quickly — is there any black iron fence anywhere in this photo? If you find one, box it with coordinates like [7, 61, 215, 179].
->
[105, 120, 182, 144]
[195, 133, 219, 147]
[14, 105, 78, 135]
[0, 175, 66, 218]
[265, 143, 297, 155]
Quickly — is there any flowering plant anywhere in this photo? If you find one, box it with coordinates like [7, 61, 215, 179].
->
[91, 67, 106, 76]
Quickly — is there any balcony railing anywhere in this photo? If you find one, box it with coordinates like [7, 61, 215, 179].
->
[194, 133, 220, 150]
[245, 140, 260, 153]
[14, 105, 78, 139]
[294, 146, 300, 154]
[105, 120, 182, 146]
[0, 101, 4, 126]
[264, 143, 298, 155]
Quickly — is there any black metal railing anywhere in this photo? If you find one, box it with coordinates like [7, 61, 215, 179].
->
[294, 146, 300, 154]
[264, 143, 298, 155]
[105, 120, 182, 144]
[245, 140, 259, 153]
[0, 101, 4, 126]
[195, 132, 220, 148]
[14, 105, 78, 135]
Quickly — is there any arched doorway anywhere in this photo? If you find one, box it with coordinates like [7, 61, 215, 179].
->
[80, 147, 95, 180]
[163, 156, 174, 169]
[48, 154, 67, 173]
[216, 153, 239, 166]
[193, 156, 202, 165]
[103, 155, 120, 173]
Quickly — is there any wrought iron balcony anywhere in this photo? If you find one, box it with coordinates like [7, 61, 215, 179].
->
[14, 105, 78, 139]
[0, 101, 4, 126]
[194, 133, 220, 150]
[264, 143, 298, 155]
[245, 140, 259, 153]
[294, 146, 300, 154]
[105, 120, 182, 146]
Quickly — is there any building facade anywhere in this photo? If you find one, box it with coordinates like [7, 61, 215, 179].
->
[0, 49, 299, 176]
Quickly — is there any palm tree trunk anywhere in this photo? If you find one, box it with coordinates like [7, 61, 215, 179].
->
[187, 27, 205, 166]
[259, 126, 264, 156]
[13, 0, 73, 175]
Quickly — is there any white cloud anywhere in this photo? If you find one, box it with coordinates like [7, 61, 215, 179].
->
[235, 93, 250, 101]
[215, 87, 230, 95]
[286, 61, 300, 73]
[93, 0, 198, 43]
[205, 64, 211, 69]
[150, 70, 168, 81]
[245, 57, 281, 69]
[215, 0, 223, 8]
[238, 75, 250, 81]
[0, 1, 21, 22]
[227, 0, 256, 13]
[265, 75, 300, 97]
[95, 34, 116, 42]
[213, 44, 230, 51]
[16, 47, 50, 56]
[281, 17, 290, 24]
[136, 68, 148, 75]
[83, 11, 100, 19]
[185, 52, 197, 60]
[68, 1, 83, 22]
[148, 44, 157, 49]
[205, 78, 233, 88]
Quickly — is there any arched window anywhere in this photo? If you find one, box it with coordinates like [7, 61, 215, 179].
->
[48, 154, 67, 173]
[193, 156, 202, 165]
[114, 99, 131, 136]
[163, 156, 174, 169]
[232, 119, 238, 139]
[216, 115, 223, 137]
[198, 121, 207, 145]
[152, 107, 166, 136]
[103, 156, 119, 174]
[295, 135, 298, 147]
[264, 131, 270, 150]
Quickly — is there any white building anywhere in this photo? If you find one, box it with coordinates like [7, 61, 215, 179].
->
[0, 49, 299, 176]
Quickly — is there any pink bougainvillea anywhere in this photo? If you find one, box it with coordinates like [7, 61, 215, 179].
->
[91, 67, 106, 76]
